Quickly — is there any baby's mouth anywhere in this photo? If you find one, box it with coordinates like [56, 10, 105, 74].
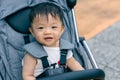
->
[44, 37, 53, 41]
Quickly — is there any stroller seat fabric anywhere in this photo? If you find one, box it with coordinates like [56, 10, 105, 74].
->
[0, 1, 76, 80]
[0, 0, 105, 80]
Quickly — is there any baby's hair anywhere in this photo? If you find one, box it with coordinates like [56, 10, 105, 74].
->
[30, 3, 64, 26]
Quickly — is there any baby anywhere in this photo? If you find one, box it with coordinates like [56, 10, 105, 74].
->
[22, 3, 84, 80]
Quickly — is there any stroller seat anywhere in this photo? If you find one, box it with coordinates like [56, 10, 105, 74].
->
[0, 0, 105, 80]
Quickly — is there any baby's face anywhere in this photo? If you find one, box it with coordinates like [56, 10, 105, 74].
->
[30, 14, 64, 47]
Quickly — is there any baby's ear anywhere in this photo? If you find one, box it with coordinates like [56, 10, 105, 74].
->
[29, 27, 34, 37]
[62, 26, 65, 32]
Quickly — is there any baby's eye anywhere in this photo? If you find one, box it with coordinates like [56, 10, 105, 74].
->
[51, 26, 58, 29]
[38, 27, 44, 29]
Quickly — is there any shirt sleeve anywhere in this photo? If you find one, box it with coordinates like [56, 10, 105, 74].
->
[67, 50, 73, 59]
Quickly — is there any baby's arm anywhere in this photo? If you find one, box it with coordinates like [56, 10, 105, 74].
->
[22, 53, 37, 80]
[67, 57, 84, 71]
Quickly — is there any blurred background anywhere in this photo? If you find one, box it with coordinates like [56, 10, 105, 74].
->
[75, 0, 120, 80]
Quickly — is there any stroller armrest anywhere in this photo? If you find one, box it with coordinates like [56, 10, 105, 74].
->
[37, 69, 105, 80]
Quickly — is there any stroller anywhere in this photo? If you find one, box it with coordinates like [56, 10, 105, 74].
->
[0, 0, 105, 80]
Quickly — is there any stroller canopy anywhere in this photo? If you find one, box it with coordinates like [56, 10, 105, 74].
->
[0, 0, 70, 20]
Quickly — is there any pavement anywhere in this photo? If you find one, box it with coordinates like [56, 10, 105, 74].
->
[87, 21, 120, 80]
[74, 1, 120, 79]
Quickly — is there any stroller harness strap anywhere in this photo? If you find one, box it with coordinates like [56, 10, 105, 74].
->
[36, 49, 68, 79]
[23, 39, 74, 58]
[41, 49, 68, 69]
[23, 39, 74, 67]
[41, 56, 49, 68]
[24, 41, 48, 58]
[23, 35, 30, 44]
[60, 49, 68, 66]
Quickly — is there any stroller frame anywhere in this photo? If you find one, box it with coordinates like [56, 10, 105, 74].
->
[72, 8, 98, 69]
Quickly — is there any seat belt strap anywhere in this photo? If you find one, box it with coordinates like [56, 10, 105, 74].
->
[41, 56, 49, 68]
[23, 35, 30, 44]
[60, 49, 68, 66]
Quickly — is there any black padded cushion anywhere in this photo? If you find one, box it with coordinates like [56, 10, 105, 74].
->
[37, 69, 105, 80]
[5, 7, 31, 34]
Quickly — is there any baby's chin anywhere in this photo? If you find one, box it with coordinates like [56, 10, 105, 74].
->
[44, 43, 59, 47]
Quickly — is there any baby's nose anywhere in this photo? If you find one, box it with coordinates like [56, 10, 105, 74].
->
[44, 29, 52, 34]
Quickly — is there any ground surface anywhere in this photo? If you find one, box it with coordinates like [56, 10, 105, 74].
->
[87, 21, 120, 80]
[75, 1, 120, 80]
